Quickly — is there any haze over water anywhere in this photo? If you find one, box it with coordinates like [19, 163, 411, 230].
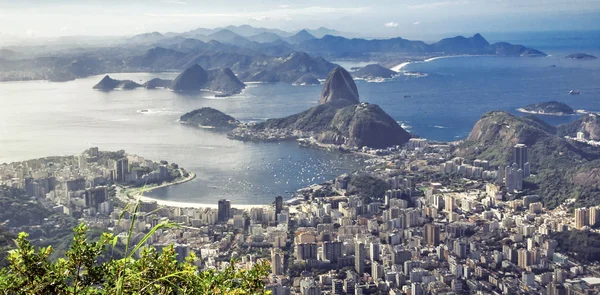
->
[0, 31, 598, 205]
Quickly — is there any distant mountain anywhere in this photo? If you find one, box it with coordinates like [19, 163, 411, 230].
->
[128, 32, 166, 44]
[305, 27, 345, 38]
[352, 64, 397, 79]
[180, 107, 239, 132]
[297, 33, 546, 58]
[518, 101, 575, 116]
[247, 32, 282, 43]
[0, 49, 16, 59]
[292, 74, 320, 86]
[236, 51, 337, 83]
[127, 47, 187, 70]
[286, 30, 316, 44]
[566, 53, 597, 60]
[92, 75, 141, 90]
[206, 29, 253, 47]
[456, 111, 600, 208]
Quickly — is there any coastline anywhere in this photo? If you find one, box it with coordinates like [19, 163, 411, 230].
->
[391, 54, 489, 72]
[516, 108, 575, 116]
[138, 195, 271, 210]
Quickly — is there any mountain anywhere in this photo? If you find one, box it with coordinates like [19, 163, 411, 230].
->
[352, 64, 397, 79]
[206, 68, 246, 96]
[180, 107, 239, 131]
[128, 32, 166, 44]
[170, 64, 209, 91]
[558, 114, 600, 141]
[92, 75, 142, 90]
[247, 32, 283, 43]
[432, 33, 489, 54]
[297, 33, 545, 58]
[0, 49, 16, 59]
[292, 74, 320, 86]
[305, 27, 345, 38]
[566, 53, 597, 60]
[319, 67, 360, 105]
[237, 51, 337, 83]
[456, 111, 600, 208]
[127, 47, 187, 70]
[518, 101, 575, 116]
[206, 29, 252, 47]
[286, 30, 316, 44]
[230, 67, 410, 149]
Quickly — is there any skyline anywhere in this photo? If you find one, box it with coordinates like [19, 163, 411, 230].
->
[0, 0, 599, 43]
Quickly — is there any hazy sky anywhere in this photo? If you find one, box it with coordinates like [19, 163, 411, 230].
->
[1, 0, 599, 40]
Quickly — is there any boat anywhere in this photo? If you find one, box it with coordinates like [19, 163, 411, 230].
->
[140, 109, 149, 113]
[404, 95, 411, 98]
[570, 90, 581, 95]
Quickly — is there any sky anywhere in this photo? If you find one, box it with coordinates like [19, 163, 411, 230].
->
[0, 0, 599, 41]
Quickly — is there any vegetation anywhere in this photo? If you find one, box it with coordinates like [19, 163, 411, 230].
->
[348, 174, 389, 202]
[552, 230, 600, 263]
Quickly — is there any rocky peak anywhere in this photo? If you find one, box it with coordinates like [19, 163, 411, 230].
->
[319, 67, 360, 105]
[170, 64, 208, 91]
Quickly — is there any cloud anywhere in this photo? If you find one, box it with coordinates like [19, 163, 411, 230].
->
[60, 26, 69, 32]
[145, 6, 370, 20]
[160, 0, 187, 4]
[407, 0, 471, 9]
[250, 16, 269, 21]
[413, 21, 421, 25]
[384, 22, 399, 27]
[278, 5, 291, 9]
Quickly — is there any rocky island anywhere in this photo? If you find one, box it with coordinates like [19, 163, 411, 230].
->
[92, 64, 246, 96]
[92, 75, 142, 91]
[566, 53, 598, 60]
[352, 64, 397, 80]
[517, 101, 575, 116]
[228, 67, 411, 149]
[179, 107, 239, 132]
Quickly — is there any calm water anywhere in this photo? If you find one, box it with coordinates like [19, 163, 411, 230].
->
[1, 31, 599, 204]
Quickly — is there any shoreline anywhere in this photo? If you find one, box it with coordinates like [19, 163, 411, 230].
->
[138, 195, 272, 210]
[390, 54, 490, 72]
[516, 108, 576, 116]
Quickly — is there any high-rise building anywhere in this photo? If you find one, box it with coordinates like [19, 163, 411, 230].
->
[331, 279, 344, 295]
[355, 242, 365, 275]
[84, 186, 108, 210]
[518, 248, 531, 269]
[296, 243, 318, 261]
[271, 248, 285, 275]
[322, 241, 342, 263]
[513, 144, 528, 170]
[275, 196, 283, 215]
[115, 158, 129, 183]
[590, 206, 599, 227]
[425, 224, 440, 247]
[218, 199, 231, 222]
[575, 207, 589, 229]
[444, 195, 454, 213]
[453, 240, 467, 259]
[369, 242, 380, 262]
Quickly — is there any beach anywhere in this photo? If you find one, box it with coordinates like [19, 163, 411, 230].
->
[139, 195, 272, 210]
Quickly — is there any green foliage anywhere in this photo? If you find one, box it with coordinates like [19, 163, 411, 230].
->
[348, 174, 389, 202]
[552, 230, 600, 263]
[0, 224, 270, 295]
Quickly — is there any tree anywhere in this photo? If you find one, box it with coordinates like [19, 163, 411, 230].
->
[0, 224, 270, 294]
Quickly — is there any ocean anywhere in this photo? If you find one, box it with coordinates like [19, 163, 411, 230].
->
[0, 30, 598, 204]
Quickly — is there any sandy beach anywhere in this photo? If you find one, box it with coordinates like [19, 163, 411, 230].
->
[139, 195, 272, 210]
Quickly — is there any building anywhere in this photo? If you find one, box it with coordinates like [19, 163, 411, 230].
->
[271, 248, 285, 275]
[425, 224, 440, 247]
[445, 195, 454, 213]
[513, 144, 528, 170]
[297, 243, 318, 261]
[355, 242, 365, 275]
[575, 207, 589, 229]
[218, 199, 231, 222]
[322, 241, 342, 263]
[116, 158, 129, 183]
[590, 206, 599, 227]
[275, 196, 283, 215]
[84, 186, 108, 210]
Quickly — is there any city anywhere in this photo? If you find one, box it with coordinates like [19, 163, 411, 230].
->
[1, 140, 599, 294]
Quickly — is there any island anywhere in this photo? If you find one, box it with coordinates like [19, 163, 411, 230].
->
[92, 64, 246, 96]
[92, 75, 141, 91]
[179, 107, 239, 132]
[352, 64, 397, 80]
[517, 101, 575, 116]
[566, 53, 598, 60]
